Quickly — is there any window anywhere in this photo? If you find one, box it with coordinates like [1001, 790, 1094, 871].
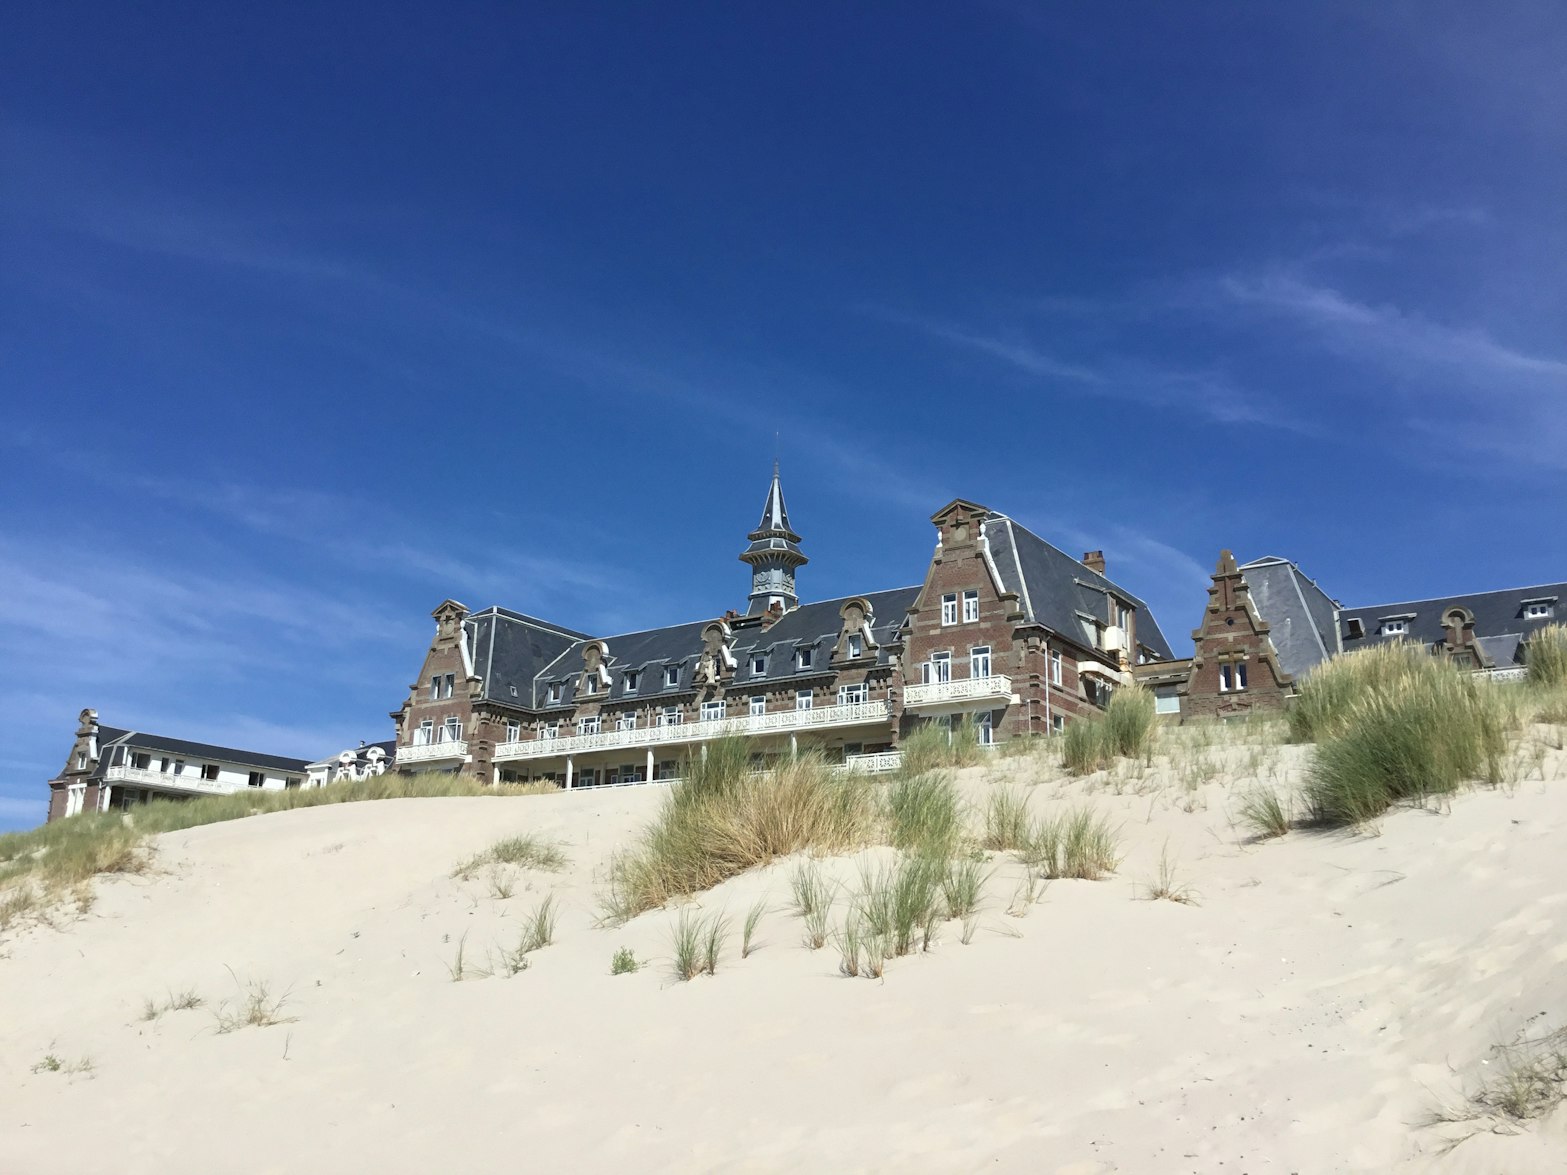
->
[962, 590, 980, 622]
[1050, 649, 1063, 686]
[505, 721, 521, 743]
[247, 771, 266, 789]
[976, 711, 995, 746]
[416, 720, 434, 746]
[285, 778, 301, 790]
[1218, 662, 1248, 692]
[838, 683, 868, 706]
[131, 752, 150, 770]
[795, 690, 813, 711]
[749, 695, 767, 717]
[616, 713, 638, 732]
[542, 723, 559, 741]
[444, 717, 463, 742]
[1381, 619, 1409, 636]
[701, 700, 726, 722]
[623, 670, 641, 693]
[664, 666, 680, 688]
[846, 634, 863, 658]
[750, 655, 766, 676]
[160, 756, 171, 773]
[970, 645, 992, 679]
[796, 648, 814, 671]
[658, 706, 682, 727]
[1052, 714, 1065, 734]
[1345, 617, 1365, 639]
[75, 751, 87, 770]
[923, 651, 952, 684]
[429, 677, 439, 701]
[201, 764, 220, 781]
[1524, 602, 1555, 620]
[1154, 688, 1181, 716]
[441, 673, 455, 699]
[549, 682, 564, 704]
[173, 759, 186, 776]
[941, 593, 958, 626]
[579, 716, 601, 736]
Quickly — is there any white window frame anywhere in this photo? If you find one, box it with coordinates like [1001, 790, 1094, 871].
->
[701, 700, 726, 722]
[616, 712, 638, 732]
[549, 683, 563, 704]
[1050, 649, 1063, 686]
[796, 648, 814, 671]
[751, 655, 766, 676]
[505, 721, 521, 743]
[1524, 602, 1554, 620]
[623, 671, 640, 693]
[542, 723, 559, 741]
[657, 706, 683, 727]
[441, 673, 455, 700]
[923, 651, 952, 684]
[247, 771, 266, 789]
[415, 720, 434, 746]
[429, 678, 439, 701]
[846, 634, 863, 658]
[664, 666, 680, 688]
[578, 716, 601, 736]
[1218, 662, 1248, 693]
[837, 682, 868, 706]
[970, 645, 992, 679]
[940, 593, 958, 626]
[443, 717, 463, 742]
[795, 690, 813, 711]
[749, 695, 766, 717]
[962, 590, 980, 623]
[1381, 620, 1409, 636]
[976, 710, 995, 745]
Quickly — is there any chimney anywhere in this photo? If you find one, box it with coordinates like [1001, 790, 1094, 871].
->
[1083, 550, 1106, 575]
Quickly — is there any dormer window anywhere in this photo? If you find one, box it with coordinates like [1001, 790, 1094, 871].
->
[549, 682, 564, 704]
[624, 670, 640, 693]
[1345, 617, 1365, 639]
[751, 655, 766, 675]
[796, 648, 814, 671]
[1381, 620, 1409, 637]
[846, 635, 863, 658]
[1524, 601, 1555, 620]
[663, 665, 680, 688]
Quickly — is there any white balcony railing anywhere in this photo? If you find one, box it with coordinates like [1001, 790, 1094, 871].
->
[399, 739, 471, 764]
[904, 675, 1015, 709]
[842, 750, 903, 775]
[1477, 666, 1529, 683]
[493, 700, 894, 763]
[102, 764, 231, 795]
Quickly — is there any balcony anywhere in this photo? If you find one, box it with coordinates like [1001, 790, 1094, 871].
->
[493, 700, 894, 763]
[842, 750, 903, 775]
[903, 674, 1015, 710]
[102, 764, 231, 796]
[399, 739, 470, 765]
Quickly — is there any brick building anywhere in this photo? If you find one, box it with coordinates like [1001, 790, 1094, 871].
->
[390, 470, 1175, 785]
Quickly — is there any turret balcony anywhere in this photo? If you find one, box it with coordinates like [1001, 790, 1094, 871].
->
[903, 674, 1016, 711]
[399, 739, 470, 765]
[493, 700, 894, 762]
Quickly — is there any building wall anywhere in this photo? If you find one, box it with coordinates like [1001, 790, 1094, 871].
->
[393, 599, 480, 767]
[1182, 551, 1293, 720]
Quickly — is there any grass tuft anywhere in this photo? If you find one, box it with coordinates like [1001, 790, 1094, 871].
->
[1022, 807, 1120, 880]
[742, 896, 767, 958]
[212, 977, 294, 1032]
[886, 771, 962, 855]
[1525, 624, 1567, 690]
[668, 908, 727, 982]
[982, 786, 1031, 852]
[601, 740, 875, 924]
[1237, 786, 1291, 840]
[1142, 842, 1199, 905]
[610, 946, 638, 975]
[453, 833, 567, 881]
[1061, 686, 1157, 774]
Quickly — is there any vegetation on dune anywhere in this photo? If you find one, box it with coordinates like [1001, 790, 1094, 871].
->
[1294, 646, 1510, 826]
[1062, 685, 1157, 775]
[1020, 807, 1121, 880]
[0, 771, 549, 933]
[452, 832, 568, 881]
[1525, 623, 1567, 690]
[600, 738, 876, 924]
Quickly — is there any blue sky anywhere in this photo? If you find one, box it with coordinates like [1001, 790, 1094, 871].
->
[3, 2, 1564, 830]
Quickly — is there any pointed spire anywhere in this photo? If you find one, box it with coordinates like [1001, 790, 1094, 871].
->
[756, 459, 795, 537]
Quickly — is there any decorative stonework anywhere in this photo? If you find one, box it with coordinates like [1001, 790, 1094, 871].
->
[695, 621, 736, 687]
[832, 598, 877, 662]
[1181, 550, 1293, 719]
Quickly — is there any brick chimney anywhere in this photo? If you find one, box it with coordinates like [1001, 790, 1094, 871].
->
[1082, 550, 1106, 575]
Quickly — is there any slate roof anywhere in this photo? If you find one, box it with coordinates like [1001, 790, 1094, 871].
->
[982, 515, 1176, 661]
[466, 608, 591, 705]
[483, 586, 921, 713]
[1340, 582, 1567, 664]
[1237, 556, 1342, 679]
[91, 729, 311, 777]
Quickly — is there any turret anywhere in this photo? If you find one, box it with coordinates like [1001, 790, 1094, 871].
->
[739, 462, 808, 614]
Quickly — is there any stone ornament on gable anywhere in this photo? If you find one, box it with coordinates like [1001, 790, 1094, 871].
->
[579, 641, 613, 694]
[834, 597, 877, 661]
[695, 621, 736, 686]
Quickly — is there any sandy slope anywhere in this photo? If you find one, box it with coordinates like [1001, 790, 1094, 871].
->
[3, 734, 1566, 1174]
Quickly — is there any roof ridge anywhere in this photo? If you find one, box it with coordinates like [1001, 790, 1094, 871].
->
[1343, 581, 1567, 612]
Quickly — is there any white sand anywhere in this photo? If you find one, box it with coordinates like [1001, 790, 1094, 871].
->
[4, 731, 1566, 1173]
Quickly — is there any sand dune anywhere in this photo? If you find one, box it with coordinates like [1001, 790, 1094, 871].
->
[4, 735, 1565, 1173]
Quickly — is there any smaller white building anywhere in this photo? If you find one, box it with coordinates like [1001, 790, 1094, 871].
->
[304, 741, 398, 788]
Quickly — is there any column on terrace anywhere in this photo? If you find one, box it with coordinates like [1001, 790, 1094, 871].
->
[646, 748, 654, 780]
[565, 757, 574, 790]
